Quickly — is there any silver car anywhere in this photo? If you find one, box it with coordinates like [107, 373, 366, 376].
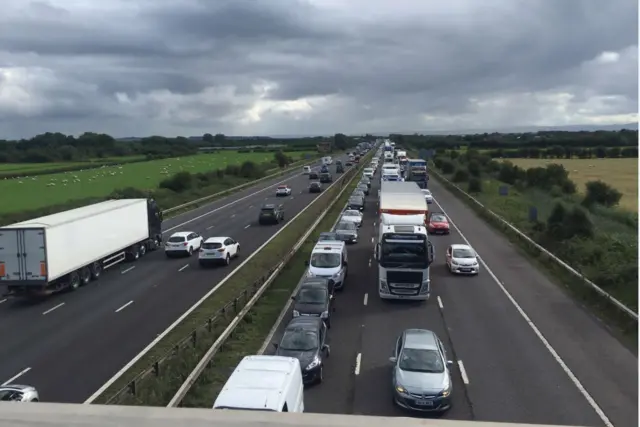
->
[0, 384, 39, 402]
[333, 221, 358, 243]
[389, 329, 453, 412]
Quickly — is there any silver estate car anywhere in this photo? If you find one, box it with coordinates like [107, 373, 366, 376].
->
[390, 329, 453, 412]
[0, 384, 39, 402]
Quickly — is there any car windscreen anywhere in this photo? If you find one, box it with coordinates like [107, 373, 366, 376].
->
[452, 248, 475, 258]
[336, 222, 356, 231]
[430, 214, 446, 222]
[310, 252, 341, 268]
[399, 348, 444, 373]
[343, 210, 361, 217]
[168, 236, 186, 243]
[349, 197, 362, 205]
[279, 329, 318, 352]
[297, 287, 327, 304]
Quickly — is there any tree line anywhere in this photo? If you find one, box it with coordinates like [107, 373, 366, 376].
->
[391, 129, 637, 150]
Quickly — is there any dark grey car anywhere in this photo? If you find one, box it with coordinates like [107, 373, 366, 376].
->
[360, 177, 371, 188]
[347, 195, 365, 211]
[352, 189, 365, 199]
[334, 221, 358, 243]
[291, 283, 333, 327]
[274, 317, 330, 384]
[357, 183, 370, 195]
[390, 329, 454, 413]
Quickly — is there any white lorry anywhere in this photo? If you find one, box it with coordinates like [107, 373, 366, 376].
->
[375, 182, 434, 300]
[0, 199, 163, 298]
[322, 156, 333, 166]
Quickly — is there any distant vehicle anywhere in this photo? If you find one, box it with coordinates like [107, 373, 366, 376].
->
[297, 276, 336, 296]
[356, 183, 369, 196]
[334, 220, 358, 244]
[0, 199, 163, 298]
[302, 166, 311, 175]
[340, 209, 363, 227]
[360, 176, 371, 188]
[317, 232, 342, 243]
[345, 161, 353, 167]
[291, 282, 334, 327]
[336, 162, 344, 173]
[306, 241, 348, 290]
[198, 237, 240, 267]
[347, 195, 365, 211]
[445, 244, 479, 275]
[422, 189, 433, 204]
[319, 172, 332, 183]
[276, 185, 292, 197]
[320, 165, 329, 173]
[258, 204, 285, 225]
[322, 156, 333, 165]
[165, 231, 203, 257]
[309, 171, 319, 179]
[309, 181, 323, 193]
[390, 329, 453, 413]
[351, 189, 365, 200]
[363, 168, 374, 178]
[427, 212, 449, 234]
[0, 384, 39, 402]
[274, 317, 330, 384]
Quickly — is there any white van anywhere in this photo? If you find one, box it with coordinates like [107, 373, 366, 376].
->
[363, 168, 374, 178]
[306, 241, 348, 290]
[213, 355, 304, 412]
[322, 156, 333, 165]
[302, 166, 311, 175]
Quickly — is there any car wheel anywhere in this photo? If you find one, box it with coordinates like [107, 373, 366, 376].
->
[236, 246, 240, 257]
[188, 247, 193, 256]
[318, 366, 324, 383]
[224, 254, 230, 266]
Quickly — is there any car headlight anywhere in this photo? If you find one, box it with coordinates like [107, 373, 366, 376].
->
[451, 260, 459, 266]
[306, 356, 321, 370]
[292, 310, 300, 317]
[320, 311, 329, 318]
[395, 385, 407, 394]
[441, 389, 451, 397]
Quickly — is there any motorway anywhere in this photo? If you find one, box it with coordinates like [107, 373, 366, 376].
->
[265, 167, 637, 427]
[0, 154, 350, 403]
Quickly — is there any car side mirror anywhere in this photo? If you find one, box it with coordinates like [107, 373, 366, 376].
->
[447, 360, 454, 366]
[342, 260, 348, 266]
[304, 260, 309, 266]
[322, 344, 330, 352]
[389, 356, 397, 364]
[272, 343, 279, 349]
[330, 294, 335, 300]
[291, 296, 296, 301]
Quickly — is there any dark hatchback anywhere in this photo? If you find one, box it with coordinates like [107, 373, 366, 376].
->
[258, 204, 284, 225]
[309, 171, 319, 179]
[318, 231, 349, 245]
[309, 181, 323, 193]
[319, 172, 332, 183]
[347, 195, 365, 211]
[357, 183, 369, 195]
[274, 317, 330, 384]
[291, 282, 334, 327]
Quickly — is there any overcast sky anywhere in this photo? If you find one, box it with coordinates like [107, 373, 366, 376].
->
[0, 0, 637, 139]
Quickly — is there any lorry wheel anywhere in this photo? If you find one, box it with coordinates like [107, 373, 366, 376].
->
[80, 267, 91, 286]
[90, 262, 102, 279]
[68, 272, 81, 291]
[138, 244, 147, 257]
[132, 245, 140, 260]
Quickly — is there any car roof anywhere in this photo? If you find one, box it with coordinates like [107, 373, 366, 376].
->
[204, 237, 228, 243]
[403, 329, 438, 350]
[451, 244, 473, 251]
[277, 184, 289, 187]
[0, 384, 36, 392]
[298, 282, 329, 293]
[286, 316, 323, 330]
[302, 276, 331, 286]
[262, 204, 276, 209]
[170, 231, 192, 237]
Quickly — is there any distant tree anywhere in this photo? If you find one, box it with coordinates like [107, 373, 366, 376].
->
[582, 180, 623, 208]
[202, 133, 214, 143]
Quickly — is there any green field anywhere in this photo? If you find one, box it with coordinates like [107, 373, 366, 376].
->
[0, 156, 146, 175]
[1, 151, 313, 214]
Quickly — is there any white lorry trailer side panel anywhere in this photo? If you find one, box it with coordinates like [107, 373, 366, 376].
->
[379, 181, 427, 214]
[0, 199, 149, 283]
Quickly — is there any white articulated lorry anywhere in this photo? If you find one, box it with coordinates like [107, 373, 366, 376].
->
[375, 181, 434, 300]
[0, 199, 164, 298]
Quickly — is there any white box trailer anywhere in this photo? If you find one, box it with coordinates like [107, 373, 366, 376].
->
[379, 181, 428, 216]
[0, 199, 163, 297]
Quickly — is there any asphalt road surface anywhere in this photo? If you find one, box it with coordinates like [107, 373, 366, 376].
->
[265, 168, 637, 427]
[0, 154, 351, 403]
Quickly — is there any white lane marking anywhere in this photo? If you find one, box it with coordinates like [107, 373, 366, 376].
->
[230, 214, 236, 218]
[244, 224, 251, 229]
[432, 197, 613, 427]
[163, 170, 312, 233]
[115, 300, 134, 313]
[178, 264, 189, 272]
[249, 205, 253, 209]
[370, 237, 374, 243]
[457, 360, 469, 384]
[2, 367, 31, 386]
[206, 225, 215, 230]
[0, 298, 6, 304]
[121, 266, 135, 275]
[363, 293, 368, 306]
[355, 353, 362, 375]
[42, 302, 65, 315]
[437, 296, 444, 309]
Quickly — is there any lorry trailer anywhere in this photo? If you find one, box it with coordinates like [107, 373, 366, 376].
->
[379, 181, 428, 217]
[0, 199, 163, 297]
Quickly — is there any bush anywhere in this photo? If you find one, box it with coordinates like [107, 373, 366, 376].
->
[441, 161, 455, 174]
[159, 171, 194, 192]
[546, 202, 593, 241]
[449, 150, 459, 160]
[468, 177, 482, 193]
[582, 180, 623, 208]
[467, 160, 481, 177]
[497, 162, 522, 185]
[452, 169, 469, 183]
[433, 157, 444, 169]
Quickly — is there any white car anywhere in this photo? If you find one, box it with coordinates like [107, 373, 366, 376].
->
[302, 166, 311, 175]
[199, 236, 240, 266]
[165, 231, 203, 257]
[276, 185, 292, 196]
[340, 209, 363, 227]
[0, 384, 39, 402]
[363, 168, 374, 178]
[422, 189, 433, 204]
[446, 244, 480, 275]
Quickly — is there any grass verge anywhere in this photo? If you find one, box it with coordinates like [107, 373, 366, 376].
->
[97, 155, 370, 405]
[179, 166, 360, 408]
[430, 168, 638, 347]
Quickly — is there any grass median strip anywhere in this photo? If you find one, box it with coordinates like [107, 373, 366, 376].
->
[97, 162, 366, 406]
[180, 164, 362, 407]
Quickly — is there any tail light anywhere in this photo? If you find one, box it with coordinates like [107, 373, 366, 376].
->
[217, 248, 225, 252]
[183, 242, 188, 246]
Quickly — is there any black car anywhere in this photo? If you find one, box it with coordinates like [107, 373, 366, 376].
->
[347, 195, 365, 211]
[274, 317, 330, 384]
[351, 189, 365, 200]
[258, 204, 285, 225]
[291, 282, 334, 327]
[319, 172, 332, 183]
[334, 220, 358, 244]
[345, 161, 353, 167]
[356, 183, 369, 195]
[309, 181, 323, 193]
[309, 171, 319, 179]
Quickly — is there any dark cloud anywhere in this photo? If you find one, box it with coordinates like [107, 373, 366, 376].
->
[0, 0, 636, 139]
